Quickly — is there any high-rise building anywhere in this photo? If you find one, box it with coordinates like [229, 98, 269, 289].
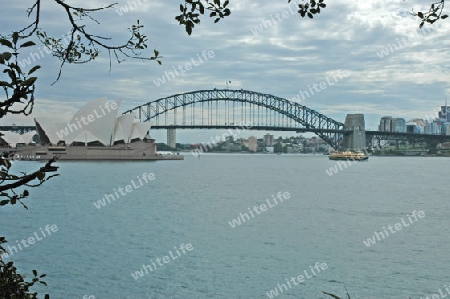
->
[439, 104, 450, 122]
[264, 134, 274, 146]
[247, 136, 257, 152]
[379, 116, 393, 132]
[392, 118, 406, 133]
[424, 121, 441, 135]
[444, 123, 450, 135]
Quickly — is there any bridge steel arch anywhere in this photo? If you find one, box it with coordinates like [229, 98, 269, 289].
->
[124, 89, 345, 149]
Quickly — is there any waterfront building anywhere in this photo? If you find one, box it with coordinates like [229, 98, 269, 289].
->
[424, 120, 441, 135]
[392, 118, 406, 133]
[247, 136, 257, 153]
[438, 104, 450, 122]
[34, 97, 151, 146]
[406, 119, 425, 134]
[0, 130, 36, 147]
[444, 123, 450, 135]
[379, 116, 393, 132]
[264, 134, 274, 146]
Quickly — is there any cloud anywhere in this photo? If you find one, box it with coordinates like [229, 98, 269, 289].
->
[2, 0, 449, 141]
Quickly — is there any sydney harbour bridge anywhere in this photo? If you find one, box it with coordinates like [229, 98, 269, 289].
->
[2, 89, 449, 149]
[123, 89, 449, 149]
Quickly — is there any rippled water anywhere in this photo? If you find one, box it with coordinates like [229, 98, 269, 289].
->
[1, 154, 449, 298]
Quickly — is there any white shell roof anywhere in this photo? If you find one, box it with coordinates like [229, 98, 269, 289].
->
[35, 98, 149, 146]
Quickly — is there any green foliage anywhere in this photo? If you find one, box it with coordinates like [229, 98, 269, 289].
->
[289, 0, 326, 19]
[428, 140, 439, 154]
[0, 236, 49, 299]
[274, 141, 283, 153]
[176, 0, 231, 35]
[0, 35, 38, 118]
[411, 0, 448, 28]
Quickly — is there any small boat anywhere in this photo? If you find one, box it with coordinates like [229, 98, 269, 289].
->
[329, 151, 369, 161]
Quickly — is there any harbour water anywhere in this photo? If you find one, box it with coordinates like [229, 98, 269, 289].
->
[1, 154, 449, 298]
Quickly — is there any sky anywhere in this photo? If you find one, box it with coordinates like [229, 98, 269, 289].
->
[1, 0, 450, 143]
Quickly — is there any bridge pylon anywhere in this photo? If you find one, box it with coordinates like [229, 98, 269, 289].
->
[167, 128, 176, 148]
[343, 114, 366, 150]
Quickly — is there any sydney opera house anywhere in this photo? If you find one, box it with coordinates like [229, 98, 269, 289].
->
[1, 98, 182, 160]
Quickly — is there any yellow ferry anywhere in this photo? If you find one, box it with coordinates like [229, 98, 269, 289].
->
[329, 151, 369, 161]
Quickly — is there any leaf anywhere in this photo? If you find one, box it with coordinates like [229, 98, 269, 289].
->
[442, 15, 448, 19]
[418, 11, 424, 18]
[0, 39, 13, 48]
[186, 21, 193, 35]
[0, 200, 9, 206]
[28, 65, 41, 75]
[2, 52, 12, 61]
[36, 171, 45, 181]
[33, 270, 37, 276]
[19, 41, 36, 48]
[20, 77, 37, 86]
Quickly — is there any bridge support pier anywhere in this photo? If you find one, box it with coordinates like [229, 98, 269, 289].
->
[343, 114, 366, 150]
[167, 129, 176, 148]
